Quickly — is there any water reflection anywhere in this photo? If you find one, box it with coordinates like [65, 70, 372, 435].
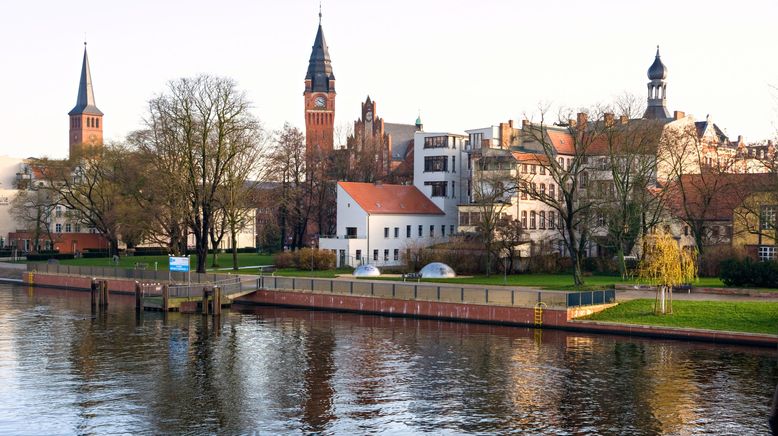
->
[0, 284, 774, 435]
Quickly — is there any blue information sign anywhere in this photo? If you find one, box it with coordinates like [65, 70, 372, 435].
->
[169, 256, 190, 272]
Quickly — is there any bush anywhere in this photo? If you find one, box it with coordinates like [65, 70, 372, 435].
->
[720, 257, 778, 288]
[133, 247, 170, 256]
[27, 253, 74, 261]
[699, 245, 744, 277]
[272, 249, 335, 270]
[237, 247, 257, 253]
[81, 251, 109, 258]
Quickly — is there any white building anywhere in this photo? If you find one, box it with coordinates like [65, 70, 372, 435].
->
[413, 132, 469, 233]
[319, 181, 447, 267]
[0, 156, 25, 249]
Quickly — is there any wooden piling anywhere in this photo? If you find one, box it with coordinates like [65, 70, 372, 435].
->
[202, 287, 210, 316]
[90, 279, 98, 307]
[213, 286, 222, 316]
[162, 284, 169, 312]
[134, 281, 141, 311]
[101, 280, 110, 307]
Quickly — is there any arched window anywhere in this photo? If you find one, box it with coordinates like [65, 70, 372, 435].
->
[95, 118, 99, 128]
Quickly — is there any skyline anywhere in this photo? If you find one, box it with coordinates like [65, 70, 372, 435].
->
[1, 0, 777, 159]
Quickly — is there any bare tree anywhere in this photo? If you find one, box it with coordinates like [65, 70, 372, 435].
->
[142, 75, 262, 273]
[10, 189, 56, 253]
[516, 107, 608, 287]
[268, 124, 310, 250]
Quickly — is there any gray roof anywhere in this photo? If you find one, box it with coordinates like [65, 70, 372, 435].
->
[384, 122, 417, 161]
[643, 105, 671, 120]
[305, 24, 335, 92]
[647, 47, 668, 81]
[68, 46, 103, 116]
[695, 121, 729, 144]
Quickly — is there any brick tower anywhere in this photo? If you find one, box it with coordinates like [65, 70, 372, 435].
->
[303, 12, 336, 156]
[68, 43, 103, 159]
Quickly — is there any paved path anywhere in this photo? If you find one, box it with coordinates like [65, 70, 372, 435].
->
[616, 289, 778, 302]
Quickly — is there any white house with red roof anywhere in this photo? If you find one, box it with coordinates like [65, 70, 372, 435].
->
[319, 181, 448, 267]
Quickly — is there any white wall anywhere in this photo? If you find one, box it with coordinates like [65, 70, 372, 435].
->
[413, 132, 469, 231]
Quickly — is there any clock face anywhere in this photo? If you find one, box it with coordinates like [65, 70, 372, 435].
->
[88, 134, 97, 142]
[315, 96, 326, 108]
[365, 111, 373, 122]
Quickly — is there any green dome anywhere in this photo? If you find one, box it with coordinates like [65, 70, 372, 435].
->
[415, 115, 422, 126]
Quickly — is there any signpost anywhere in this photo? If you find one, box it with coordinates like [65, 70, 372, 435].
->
[169, 256, 191, 296]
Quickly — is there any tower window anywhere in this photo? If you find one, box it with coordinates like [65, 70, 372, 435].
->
[95, 118, 99, 128]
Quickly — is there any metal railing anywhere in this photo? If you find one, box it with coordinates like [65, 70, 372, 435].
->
[27, 263, 254, 285]
[257, 276, 609, 309]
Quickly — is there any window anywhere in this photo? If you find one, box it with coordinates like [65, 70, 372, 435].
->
[522, 164, 528, 174]
[530, 164, 536, 174]
[393, 249, 399, 261]
[423, 136, 449, 149]
[394, 227, 399, 238]
[549, 184, 555, 200]
[424, 156, 448, 172]
[540, 183, 546, 197]
[406, 225, 411, 238]
[549, 211, 556, 230]
[540, 166, 546, 175]
[441, 225, 446, 237]
[521, 211, 527, 229]
[65, 224, 71, 233]
[373, 250, 379, 261]
[356, 250, 362, 261]
[558, 157, 564, 168]
[95, 118, 99, 128]
[684, 226, 689, 236]
[430, 225, 435, 238]
[450, 225, 455, 235]
[558, 186, 564, 202]
[56, 206, 62, 217]
[346, 227, 357, 238]
[540, 211, 546, 229]
[530, 211, 536, 229]
[452, 156, 456, 173]
[384, 227, 389, 238]
[460, 211, 470, 226]
[451, 181, 455, 198]
[418, 225, 423, 237]
[55, 224, 62, 233]
[74, 224, 81, 232]
[559, 213, 564, 229]
[759, 246, 777, 261]
[579, 172, 588, 189]
[424, 181, 447, 197]
[761, 206, 777, 230]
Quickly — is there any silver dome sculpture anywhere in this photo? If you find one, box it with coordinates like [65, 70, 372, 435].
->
[419, 262, 456, 278]
[353, 264, 381, 277]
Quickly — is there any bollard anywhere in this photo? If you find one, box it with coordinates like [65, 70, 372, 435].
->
[134, 281, 141, 311]
[213, 286, 222, 316]
[162, 284, 169, 312]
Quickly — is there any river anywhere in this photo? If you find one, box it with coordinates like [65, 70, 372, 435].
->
[0, 283, 775, 435]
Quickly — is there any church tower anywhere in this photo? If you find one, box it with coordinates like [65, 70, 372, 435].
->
[643, 46, 671, 119]
[68, 43, 103, 158]
[303, 12, 336, 156]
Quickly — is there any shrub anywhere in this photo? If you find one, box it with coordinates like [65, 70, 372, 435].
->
[273, 251, 295, 268]
[27, 253, 74, 261]
[295, 248, 336, 270]
[699, 245, 744, 277]
[133, 247, 170, 256]
[720, 257, 778, 288]
[237, 247, 257, 253]
[81, 251, 109, 258]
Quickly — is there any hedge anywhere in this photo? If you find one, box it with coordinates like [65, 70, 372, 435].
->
[720, 258, 778, 288]
[27, 253, 75, 261]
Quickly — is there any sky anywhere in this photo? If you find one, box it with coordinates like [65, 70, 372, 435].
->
[1, 0, 776, 159]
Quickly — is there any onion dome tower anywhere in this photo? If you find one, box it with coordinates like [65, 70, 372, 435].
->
[643, 46, 671, 119]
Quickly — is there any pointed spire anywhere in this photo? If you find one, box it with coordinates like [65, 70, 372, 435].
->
[69, 43, 103, 116]
[305, 9, 335, 93]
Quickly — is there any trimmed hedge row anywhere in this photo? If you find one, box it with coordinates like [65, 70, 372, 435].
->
[27, 253, 75, 261]
[720, 258, 778, 288]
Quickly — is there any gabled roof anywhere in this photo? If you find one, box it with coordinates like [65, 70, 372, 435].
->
[546, 129, 575, 155]
[511, 151, 550, 164]
[666, 173, 774, 221]
[305, 24, 335, 92]
[339, 182, 444, 215]
[69, 45, 103, 116]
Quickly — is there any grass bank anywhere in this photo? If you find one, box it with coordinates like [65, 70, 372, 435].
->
[360, 274, 724, 291]
[38, 253, 275, 272]
[580, 299, 778, 335]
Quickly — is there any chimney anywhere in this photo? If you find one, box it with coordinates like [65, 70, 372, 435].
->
[604, 113, 615, 127]
[619, 115, 628, 125]
[508, 120, 514, 128]
[521, 119, 530, 129]
[576, 112, 588, 128]
[499, 122, 511, 148]
[674, 110, 685, 120]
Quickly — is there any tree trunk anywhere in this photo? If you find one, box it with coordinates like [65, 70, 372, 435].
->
[231, 230, 239, 271]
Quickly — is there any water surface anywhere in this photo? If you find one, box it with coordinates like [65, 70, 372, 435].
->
[0, 284, 775, 435]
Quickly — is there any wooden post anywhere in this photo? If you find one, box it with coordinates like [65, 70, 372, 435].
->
[202, 287, 209, 316]
[102, 280, 110, 307]
[162, 284, 169, 312]
[213, 286, 222, 316]
[90, 279, 98, 307]
[134, 281, 141, 311]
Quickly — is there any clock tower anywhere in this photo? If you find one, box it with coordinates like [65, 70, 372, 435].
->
[304, 13, 336, 156]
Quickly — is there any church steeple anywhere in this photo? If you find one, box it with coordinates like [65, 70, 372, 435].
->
[69, 43, 103, 116]
[68, 43, 103, 158]
[304, 20, 335, 93]
[643, 46, 671, 119]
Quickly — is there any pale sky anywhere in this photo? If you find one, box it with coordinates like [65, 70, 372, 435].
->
[1, 0, 776, 159]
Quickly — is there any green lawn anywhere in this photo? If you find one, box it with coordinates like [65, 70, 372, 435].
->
[39, 253, 275, 272]
[360, 274, 724, 291]
[581, 299, 778, 335]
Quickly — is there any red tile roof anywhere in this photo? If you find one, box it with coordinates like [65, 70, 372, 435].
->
[511, 151, 550, 164]
[546, 130, 575, 155]
[339, 182, 444, 215]
[666, 173, 774, 221]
